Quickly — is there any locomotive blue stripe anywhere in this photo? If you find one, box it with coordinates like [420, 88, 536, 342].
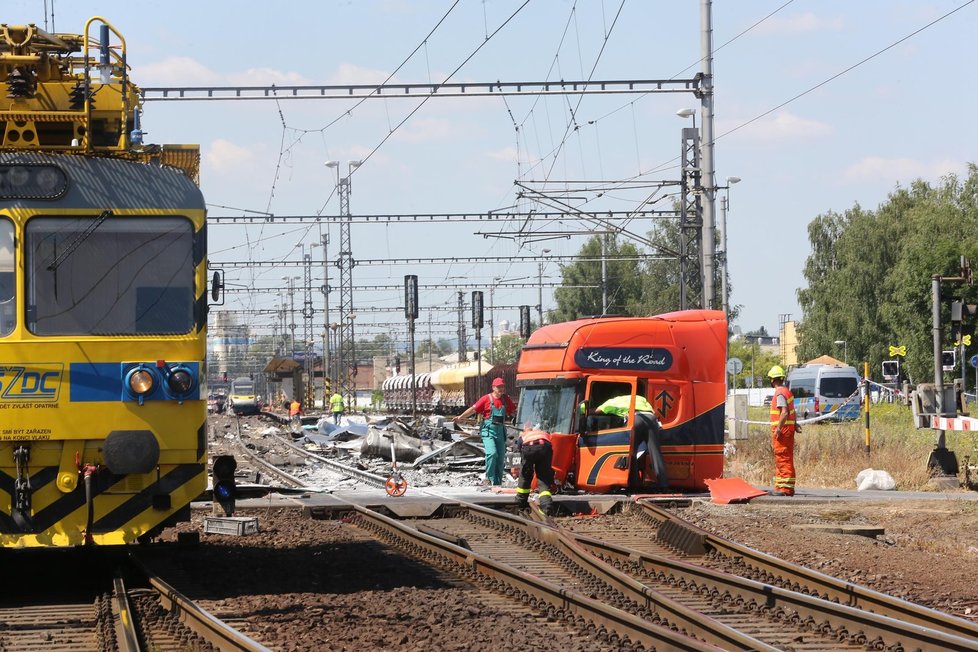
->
[69, 362, 201, 401]
[69, 362, 122, 401]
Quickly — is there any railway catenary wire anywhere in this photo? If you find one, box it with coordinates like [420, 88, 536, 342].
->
[238, 424, 978, 651]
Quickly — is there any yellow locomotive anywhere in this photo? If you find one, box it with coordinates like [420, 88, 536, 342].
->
[0, 18, 212, 546]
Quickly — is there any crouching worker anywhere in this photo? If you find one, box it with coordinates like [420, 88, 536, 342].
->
[515, 424, 556, 516]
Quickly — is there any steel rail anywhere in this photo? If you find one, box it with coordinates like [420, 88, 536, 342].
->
[269, 432, 392, 489]
[348, 502, 725, 651]
[564, 507, 978, 651]
[111, 574, 142, 652]
[230, 438, 307, 488]
[640, 501, 978, 643]
[452, 503, 777, 651]
[128, 554, 273, 652]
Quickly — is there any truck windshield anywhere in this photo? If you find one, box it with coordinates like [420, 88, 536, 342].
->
[516, 385, 578, 434]
[0, 218, 13, 337]
[25, 216, 194, 336]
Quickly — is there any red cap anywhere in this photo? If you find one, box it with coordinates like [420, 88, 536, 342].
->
[491, 378, 505, 387]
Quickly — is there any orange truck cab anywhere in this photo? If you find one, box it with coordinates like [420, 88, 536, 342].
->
[515, 310, 726, 492]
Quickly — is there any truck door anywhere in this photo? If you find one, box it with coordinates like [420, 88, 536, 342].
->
[578, 376, 637, 492]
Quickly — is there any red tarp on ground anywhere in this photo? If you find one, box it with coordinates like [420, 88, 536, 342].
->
[705, 477, 768, 504]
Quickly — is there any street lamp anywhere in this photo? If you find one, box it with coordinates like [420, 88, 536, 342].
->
[676, 107, 696, 127]
[718, 176, 741, 317]
[834, 340, 848, 366]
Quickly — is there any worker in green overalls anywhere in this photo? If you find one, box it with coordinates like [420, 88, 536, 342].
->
[454, 377, 516, 485]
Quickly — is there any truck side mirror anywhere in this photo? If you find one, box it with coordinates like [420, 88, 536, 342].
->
[578, 400, 589, 435]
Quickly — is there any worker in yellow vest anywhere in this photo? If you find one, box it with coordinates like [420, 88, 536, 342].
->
[330, 392, 345, 425]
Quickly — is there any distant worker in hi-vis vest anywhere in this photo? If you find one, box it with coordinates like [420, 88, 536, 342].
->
[330, 392, 345, 425]
[454, 377, 516, 486]
[768, 365, 799, 496]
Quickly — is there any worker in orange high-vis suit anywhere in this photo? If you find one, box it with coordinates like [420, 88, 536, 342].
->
[514, 424, 556, 516]
[768, 365, 800, 496]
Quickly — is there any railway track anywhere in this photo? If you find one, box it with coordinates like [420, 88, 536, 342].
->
[635, 501, 978, 643]
[222, 419, 978, 649]
[0, 550, 268, 651]
[345, 501, 978, 651]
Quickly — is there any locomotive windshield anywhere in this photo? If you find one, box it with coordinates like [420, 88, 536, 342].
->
[0, 218, 13, 337]
[516, 385, 578, 434]
[24, 215, 194, 335]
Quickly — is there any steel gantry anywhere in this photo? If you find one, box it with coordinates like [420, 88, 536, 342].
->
[140, 78, 701, 102]
[679, 126, 703, 310]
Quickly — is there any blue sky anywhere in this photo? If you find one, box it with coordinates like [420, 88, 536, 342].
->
[10, 1, 976, 343]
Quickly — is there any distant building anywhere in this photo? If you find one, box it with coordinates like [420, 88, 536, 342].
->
[780, 320, 799, 366]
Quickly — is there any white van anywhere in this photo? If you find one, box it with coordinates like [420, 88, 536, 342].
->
[787, 364, 861, 421]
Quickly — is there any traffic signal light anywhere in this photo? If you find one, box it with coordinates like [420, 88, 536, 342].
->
[881, 360, 899, 379]
[222, 372, 228, 384]
[212, 455, 237, 516]
[394, 354, 401, 374]
[471, 291, 484, 329]
[942, 350, 956, 371]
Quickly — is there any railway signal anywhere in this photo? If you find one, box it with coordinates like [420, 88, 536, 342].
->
[212, 455, 237, 517]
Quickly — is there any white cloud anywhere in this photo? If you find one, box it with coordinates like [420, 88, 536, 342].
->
[721, 111, 833, 143]
[488, 146, 519, 162]
[137, 56, 308, 87]
[203, 139, 257, 176]
[227, 68, 311, 86]
[842, 157, 964, 184]
[138, 56, 220, 86]
[754, 12, 845, 35]
[328, 63, 396, 86]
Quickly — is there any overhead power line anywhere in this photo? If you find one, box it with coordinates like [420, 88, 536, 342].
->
[211, 254, 673, 269]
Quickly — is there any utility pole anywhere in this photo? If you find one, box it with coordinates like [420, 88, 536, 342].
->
[601, 234, 608, 314]
[700, 0, 717, 309]
[286, 276, 297, 358]
[320, 230, 330, 407]
[302, 245, 314, 406]
[336, 160, 362, 409]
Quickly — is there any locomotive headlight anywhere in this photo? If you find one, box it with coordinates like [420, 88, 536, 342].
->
[167, 368, 194, 395]
[7, 166, 29, 186]
[128, 369, 155, 395]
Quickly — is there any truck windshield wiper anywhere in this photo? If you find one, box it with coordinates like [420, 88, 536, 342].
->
[47, 210, 113, 271]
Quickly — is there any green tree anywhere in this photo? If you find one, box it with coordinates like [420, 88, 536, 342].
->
[551, 235, 644, 321]
[797, 165, 978, 383]
[728, 336, 781, 390]
[355, 333, 394, 363]
[488, 332, 525, 365]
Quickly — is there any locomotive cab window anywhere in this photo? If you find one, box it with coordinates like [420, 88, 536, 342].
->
[0, 218, 13, 337]
[25, 215, 194, 336]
